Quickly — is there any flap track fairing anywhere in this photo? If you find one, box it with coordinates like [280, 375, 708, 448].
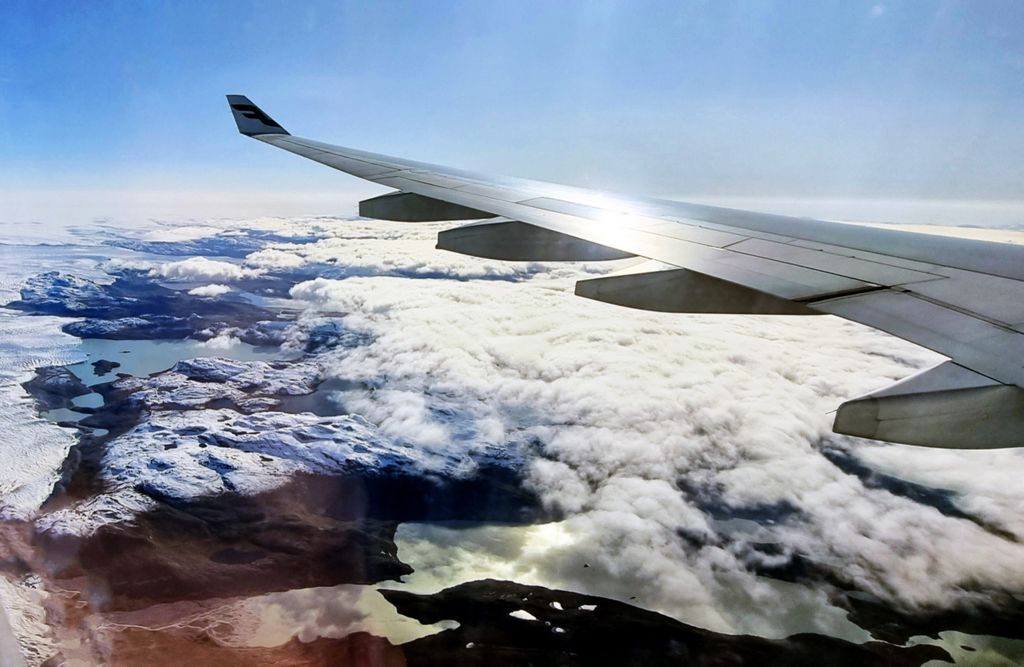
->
[437, 219, 634, 261]
[575, 261, 818, 314]
[833, 361, 1024, 448]
[360, 191, 497, 222]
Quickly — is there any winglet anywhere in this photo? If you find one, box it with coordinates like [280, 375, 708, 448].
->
[226, 95, 289, 136]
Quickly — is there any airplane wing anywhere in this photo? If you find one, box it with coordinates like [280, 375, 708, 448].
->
[227, 95, 1024, 449]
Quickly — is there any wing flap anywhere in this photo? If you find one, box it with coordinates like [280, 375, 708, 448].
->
[520, 197, 750, 247]
[906, 269, 1024, 330]
[816, 291, 1024, 386]
[725, 238, 943, 287]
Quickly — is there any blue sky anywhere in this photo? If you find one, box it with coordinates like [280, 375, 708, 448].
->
[2, 0, 1023, 219]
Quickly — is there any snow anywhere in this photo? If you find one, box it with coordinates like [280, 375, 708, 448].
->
[169, 357, 321, 395]
[113, 357, 322, 412]
[0, 575, 50, 666]
[39, 407, 481, 535]
[0, 312, 83, 520]
[14, 272, 114, 314]
[39, 355, 517, 536]
[65, 317, 150, 336]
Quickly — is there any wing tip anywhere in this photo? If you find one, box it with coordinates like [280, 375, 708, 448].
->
[226, 94, 290, 136]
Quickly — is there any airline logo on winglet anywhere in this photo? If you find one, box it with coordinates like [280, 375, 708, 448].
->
[230, 102, 283, 128]
[226, 95, 290, 136]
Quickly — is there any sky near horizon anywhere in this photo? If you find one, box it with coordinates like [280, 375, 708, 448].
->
[2, 1, 1024, 224]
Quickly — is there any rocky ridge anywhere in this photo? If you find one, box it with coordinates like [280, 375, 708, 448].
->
[7, 271, 284, 342]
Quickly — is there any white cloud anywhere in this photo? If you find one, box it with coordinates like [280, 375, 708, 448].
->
[101, 257, 157, 273]
[244, 248, 308, 270]
[150, 257, 261, 282]
[187, 283, 232, 297]
[291, 269, 1024, 620]
[242, 219, 616, 282]
[196, 330, 242, 349]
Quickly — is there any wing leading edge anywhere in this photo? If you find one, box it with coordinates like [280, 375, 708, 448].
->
[227, 95, 1024, 449]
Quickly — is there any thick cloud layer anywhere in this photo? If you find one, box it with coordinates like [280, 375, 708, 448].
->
[283, 228, 1024, 626]
[241, 219, 614, 282]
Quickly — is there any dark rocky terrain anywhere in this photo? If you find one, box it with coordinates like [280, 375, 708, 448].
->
[382, 580, 951, 667]
[7, 271, 284, 342]
[90, 359, 120, 376]
[105, 228, 321, 258]
[21, 366, 90, 410]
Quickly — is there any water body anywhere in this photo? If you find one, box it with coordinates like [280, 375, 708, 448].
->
[67, 338, 285, 387]
[71, 393, 103, 409]
[194, 584, 457, 648]
[40, 339, 292, 437]
[389, 521, 869, 642]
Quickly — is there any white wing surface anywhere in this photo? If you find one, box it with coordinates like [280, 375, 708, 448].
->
[228, 95, 1024, 448]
